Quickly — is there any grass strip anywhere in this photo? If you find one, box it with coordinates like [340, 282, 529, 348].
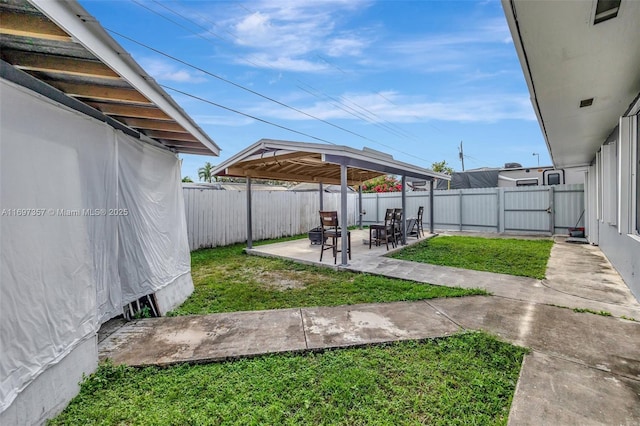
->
[50, 332, 526, 426]
[390, 235, 553, 279]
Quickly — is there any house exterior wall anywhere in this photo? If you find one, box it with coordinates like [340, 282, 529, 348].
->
[597, 222, 640, 300]
[0, 338, 97, 426]
[586, 114, 640, 301]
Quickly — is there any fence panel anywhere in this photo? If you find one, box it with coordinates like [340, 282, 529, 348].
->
[184, 185, 585, 250]
[461, 189, 499, 231]
[503, 187, 551, 233]
[433, 191, 460, 230]
[359, 184, 584, 236]
[553, 184, 585, 233]
[183, 188, 357, 250]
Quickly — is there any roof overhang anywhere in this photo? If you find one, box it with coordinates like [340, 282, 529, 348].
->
[502, 0, 640, 168]
[212, 139, 450, 186]
[0, 0, 219, 156]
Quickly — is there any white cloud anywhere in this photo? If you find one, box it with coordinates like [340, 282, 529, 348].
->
[235, 53, 328, 73]
[326, 36, 367, 57]
[223, 0, 373, 72]
[140, 58, 207, 83]
[376, 17, 514, 73]
[246, 90, 536, 124]
[193, 114, 255, 127]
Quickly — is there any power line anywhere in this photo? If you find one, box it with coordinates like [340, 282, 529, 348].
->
[145, 0, 427, 148]
[161, 84, 337, 144]
[105, 27, 379, 145]
[120, 0, 436, 166]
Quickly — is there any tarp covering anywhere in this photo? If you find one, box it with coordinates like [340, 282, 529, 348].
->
[117, 134, 191, 304]
[436, 170, 500, 189]
[0, 80, 192, 411]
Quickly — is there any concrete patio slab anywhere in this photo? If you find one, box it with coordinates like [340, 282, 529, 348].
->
[508, 351, 640, 426]
[301, 301, 460, 349]
[427, 297, 640, 380]
[545, 239, 640, 306]
[99, 308, 307, 366]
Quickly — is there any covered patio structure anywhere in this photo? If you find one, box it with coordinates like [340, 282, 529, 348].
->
[211, 139, 450, 266]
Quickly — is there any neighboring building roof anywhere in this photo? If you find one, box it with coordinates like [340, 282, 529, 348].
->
[212, 139, 450, 186]
[502, 0, 640, 168]
[0, 0, 219, 156]
[183, 182, 288, 191]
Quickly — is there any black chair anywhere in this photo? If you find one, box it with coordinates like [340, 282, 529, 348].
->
[369, 208, 394, 250]
[407, 206, 424, 239]
[391, 208, 403, 247]
[319, 211, 351, 264]
[416, 206, 425, 238]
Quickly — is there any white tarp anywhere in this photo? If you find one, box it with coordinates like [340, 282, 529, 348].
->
[0, 80, 193, 411]
[117, 134, 191, 305]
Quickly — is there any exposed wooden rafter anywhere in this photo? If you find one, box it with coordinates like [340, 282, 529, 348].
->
[145, 130, 199, 142]
[0, 10, 71, 42]
[225, 166, 348, 185]
[45, 81, 152, 104]
[236, 151, 318, 168]
[115, 117, 187, 133]
[2, 50, 120, 79]
[86, 102, 173, 121]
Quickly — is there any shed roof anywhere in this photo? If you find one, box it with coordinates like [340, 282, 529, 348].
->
[212, 139, 450, 186]
[0, 0, 219, 156]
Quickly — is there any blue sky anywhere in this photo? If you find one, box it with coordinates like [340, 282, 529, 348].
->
[79, 0, 551, 181]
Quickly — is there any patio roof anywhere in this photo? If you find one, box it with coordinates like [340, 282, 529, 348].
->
[213, 139, 446, 266]
[211, 139, 450, 186]
[0, 0, 219, 156]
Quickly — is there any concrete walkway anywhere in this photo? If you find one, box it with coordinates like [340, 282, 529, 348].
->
[99, 232, 640, 425]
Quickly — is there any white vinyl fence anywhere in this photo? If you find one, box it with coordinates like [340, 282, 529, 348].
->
[360, 184, 585, 235]
[183, 187, 358, 250]
[183, 184, 584, 251]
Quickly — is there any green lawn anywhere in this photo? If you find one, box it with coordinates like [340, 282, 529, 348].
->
[50, 332, 526, 425]
[170, 241, 485, 316]
[390, 235, 553, 279]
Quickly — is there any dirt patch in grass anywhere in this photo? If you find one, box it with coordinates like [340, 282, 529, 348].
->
[256, 270, 312, 290]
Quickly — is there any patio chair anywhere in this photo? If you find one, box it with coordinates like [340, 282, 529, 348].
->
[407, 206, 424, 239]
[319, 211, 351, 264]
[391, 208, 403, 247]
[369, 208, 394, 250]
[416, 206, 424, 238]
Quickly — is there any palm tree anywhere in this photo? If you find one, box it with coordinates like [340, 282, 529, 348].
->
[198, 162, 215, 183]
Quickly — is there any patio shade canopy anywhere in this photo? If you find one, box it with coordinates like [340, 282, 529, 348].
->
[213, 139, 449, 266]
[0, 0, 219, 156]
[211, 139, 451, 185]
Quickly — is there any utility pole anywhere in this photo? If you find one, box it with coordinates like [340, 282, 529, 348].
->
[458, 141, 465, 171]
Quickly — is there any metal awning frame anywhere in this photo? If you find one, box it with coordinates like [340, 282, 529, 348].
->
[213, 139, 449, 266]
